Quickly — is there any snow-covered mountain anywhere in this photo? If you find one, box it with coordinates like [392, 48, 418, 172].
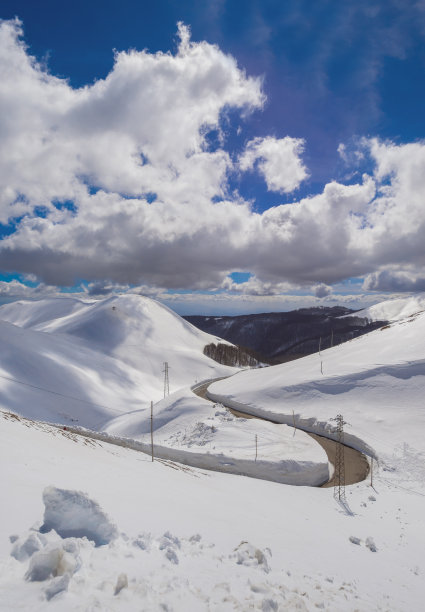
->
[344, 292, 425, 322]
[0, 294, 237, 429]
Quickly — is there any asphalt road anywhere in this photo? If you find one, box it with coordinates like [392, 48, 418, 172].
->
[192, 379, 370, 488]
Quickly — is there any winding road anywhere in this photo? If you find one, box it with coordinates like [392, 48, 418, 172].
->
[192, 379, 370, 488]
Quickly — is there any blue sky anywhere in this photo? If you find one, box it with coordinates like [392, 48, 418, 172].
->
[0, 0, 425, 314]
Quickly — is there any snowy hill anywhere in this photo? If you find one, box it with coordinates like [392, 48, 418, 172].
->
[208, 300, 425, 458]
[346, 292, 425, 322]
[0, 294, 237, 429]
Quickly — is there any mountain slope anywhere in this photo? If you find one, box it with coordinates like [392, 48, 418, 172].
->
[0, 294, 237, 429]
[344, 292, 425, 323]
[185, 307, 386, 363]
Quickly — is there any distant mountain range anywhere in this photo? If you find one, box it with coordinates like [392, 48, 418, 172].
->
[184, 307, 387, 364]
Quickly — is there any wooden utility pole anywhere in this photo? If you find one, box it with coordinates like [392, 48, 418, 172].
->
[150, 400, 154, 462]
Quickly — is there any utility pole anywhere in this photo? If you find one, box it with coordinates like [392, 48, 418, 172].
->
[150, 400, 154, 462]
[331, 329, 334, 348]
[331, 414, 347, 502]
[319, 336, 322, 355]
[163, 362, 169, 398]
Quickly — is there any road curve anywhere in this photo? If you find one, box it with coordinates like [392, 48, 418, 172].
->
[192, 379, 370, 488]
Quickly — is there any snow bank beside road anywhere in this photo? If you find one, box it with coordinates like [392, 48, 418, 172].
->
[104, 388, 330, 486]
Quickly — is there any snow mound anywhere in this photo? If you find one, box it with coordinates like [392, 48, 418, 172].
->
[40, 486, 117, 546]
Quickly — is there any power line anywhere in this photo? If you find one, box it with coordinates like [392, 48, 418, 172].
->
[0, 372, 124, 415]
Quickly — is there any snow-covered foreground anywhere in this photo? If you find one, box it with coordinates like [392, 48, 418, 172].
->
[209, 307, 425, 459]
[1, 409, 425, 611]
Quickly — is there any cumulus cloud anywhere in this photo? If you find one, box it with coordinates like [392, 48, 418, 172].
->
[363, 269, 425, 292]
[314, 283, 332, 298]
[239, 136, 308, 193]
[221, 275, 297, 295]
[0, 20, 424, 297]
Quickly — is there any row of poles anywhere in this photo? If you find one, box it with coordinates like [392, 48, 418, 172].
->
[155, 365, 376, 498]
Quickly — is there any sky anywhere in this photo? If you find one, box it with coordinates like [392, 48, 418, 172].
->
[0, 0, 424, 315]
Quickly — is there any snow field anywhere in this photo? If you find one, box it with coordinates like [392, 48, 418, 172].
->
[2, 410, 425, 611]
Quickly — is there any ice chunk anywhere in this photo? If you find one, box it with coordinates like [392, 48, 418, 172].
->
[158, 531, 180, 550]
[45, 574, 70, 600]
[25, 546, 64, 581]
[114, 573, 128, 595]
[40, 486, 117, 546]
[366, 537, 377, 552]
[232, 541, 270, 573]
[25, 540, 80, 582]
[165, 548, 179, 564]
[11, 532, 46, 562]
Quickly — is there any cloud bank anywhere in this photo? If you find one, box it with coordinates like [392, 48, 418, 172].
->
[0, 18, 424, 297]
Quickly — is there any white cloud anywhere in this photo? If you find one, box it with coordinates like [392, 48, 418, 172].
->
[239, 136, 308, 193]
[0, 18, 263, 222]
[0, 20, 425, 299]
[221, 275, 296, 295]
